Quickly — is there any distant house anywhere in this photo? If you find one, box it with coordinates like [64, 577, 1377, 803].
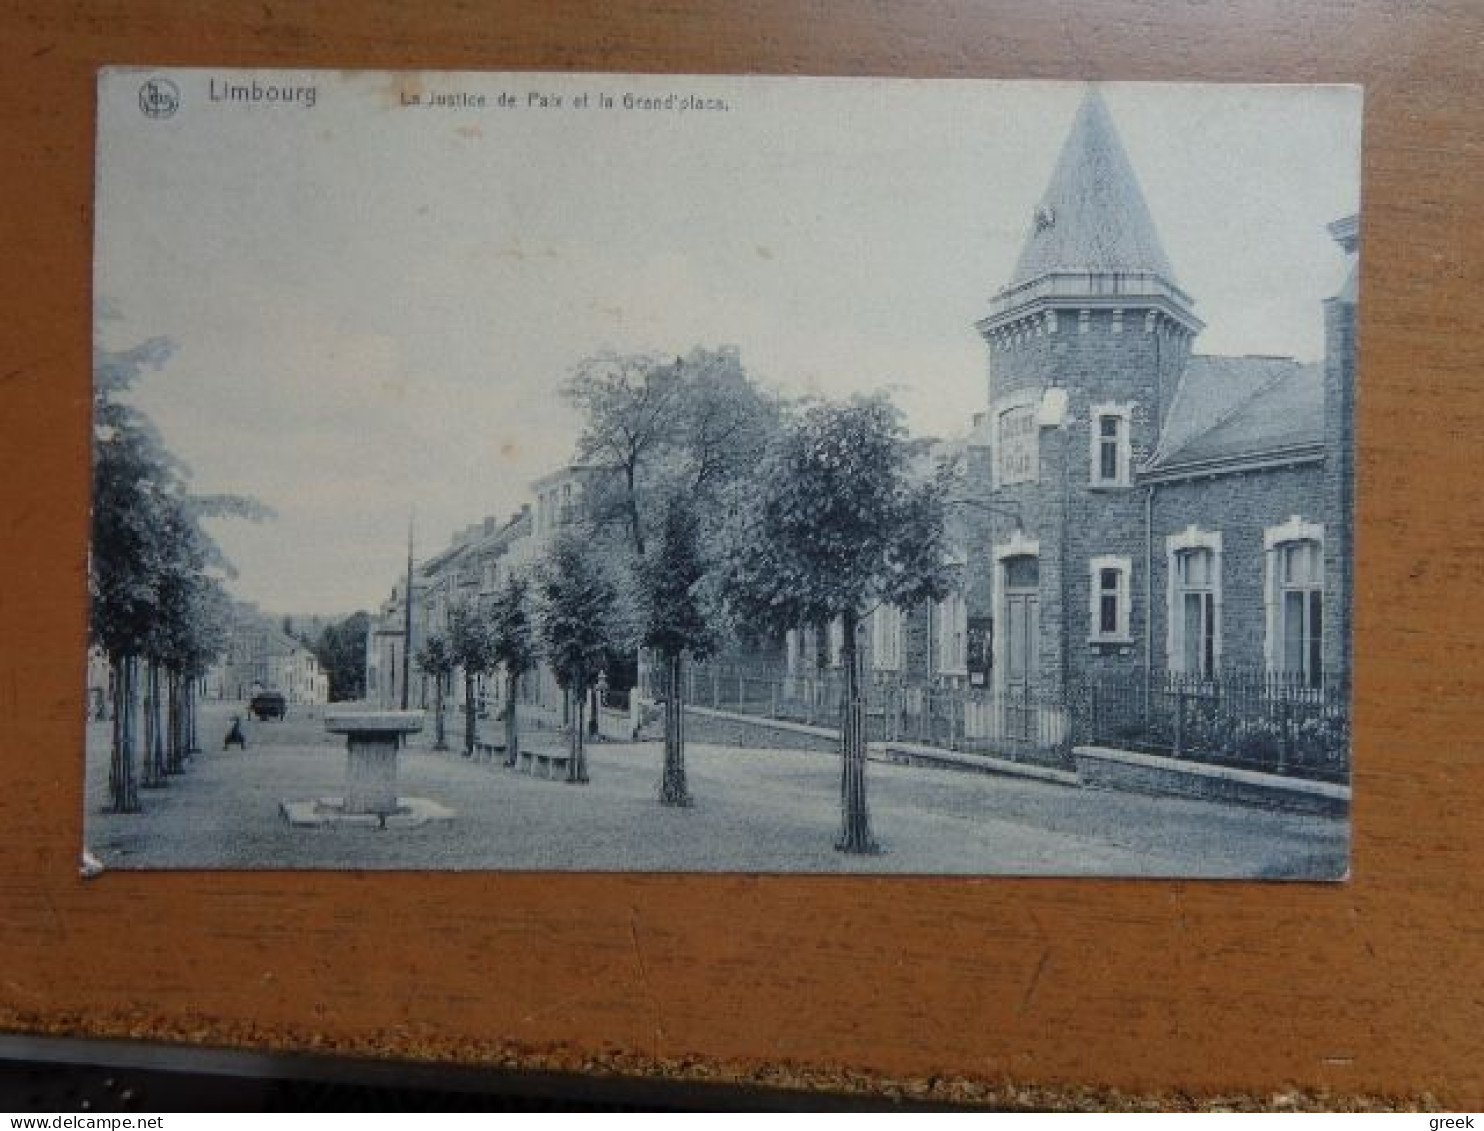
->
[366, 463, 639, 723]
[265, 629, 330, 704]
[205, 603, 330, 704]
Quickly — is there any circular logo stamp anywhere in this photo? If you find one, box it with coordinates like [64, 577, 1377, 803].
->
[138, 77, 180, 120]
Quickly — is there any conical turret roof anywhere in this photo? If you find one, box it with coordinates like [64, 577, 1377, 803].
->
[1008, 88, 1178, 290]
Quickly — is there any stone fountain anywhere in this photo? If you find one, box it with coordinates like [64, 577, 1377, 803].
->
[279, 709, 454, 829]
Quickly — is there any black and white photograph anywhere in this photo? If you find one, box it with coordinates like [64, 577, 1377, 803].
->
[86, 70, 1361, 875]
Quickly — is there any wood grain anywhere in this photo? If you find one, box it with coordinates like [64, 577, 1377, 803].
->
[1, 0, 1481, 1107]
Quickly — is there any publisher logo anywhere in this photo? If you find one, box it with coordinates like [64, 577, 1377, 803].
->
[138, 77, 180, 119]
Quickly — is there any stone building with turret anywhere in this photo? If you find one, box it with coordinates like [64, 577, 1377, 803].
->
[969, 88, 1356, 709]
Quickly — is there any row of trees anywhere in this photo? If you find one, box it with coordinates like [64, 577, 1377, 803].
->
[90, 337, 268, 812]
[418, 348, 954, 854]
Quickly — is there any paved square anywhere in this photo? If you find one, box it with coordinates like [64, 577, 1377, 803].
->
[84, 702, 1346, 876]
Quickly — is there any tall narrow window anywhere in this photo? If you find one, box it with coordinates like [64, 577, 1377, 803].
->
[1089, 403, 1132, 487]
[1089, 556, 1132, 641]
[1279, 540, 1324, 686]
[1175, 548, 1217, 677]
[1166, 527, 1222, 678]
[1264, 518, 1325, 686]
[1098, 417, 1119, 481]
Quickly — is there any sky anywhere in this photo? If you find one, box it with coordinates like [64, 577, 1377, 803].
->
[94, 70, 1361, 616]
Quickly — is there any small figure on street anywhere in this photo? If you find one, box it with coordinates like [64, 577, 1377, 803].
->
[224, 715, 247, 750]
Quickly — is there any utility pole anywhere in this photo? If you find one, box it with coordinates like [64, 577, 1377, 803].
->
[401, 511, 414, 710]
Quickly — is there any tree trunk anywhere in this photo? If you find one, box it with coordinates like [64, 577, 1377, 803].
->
[187, 677, 200, 754]
[108, 653, 140, 813]
[567, 677, 589, 784]
[504, 670, 520, 767]
[165, 669, 183, 774]
[464, 672, 476, 757]
[433, 673, 447, 750]
[659, 650, 691, 806]
[151, 663, 167, 784]
[836, 609, 879, 854]
[141, 661, 164, 788]
[625, 463, 645, 558]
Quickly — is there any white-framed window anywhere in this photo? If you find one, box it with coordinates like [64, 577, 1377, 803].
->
[871, 605, 903, 671]
[1264, 517, 1325, 687]
[1089, 402, 1133, 487]
[1089, 555, 1132, 642]
[936, 592, 969, 675]
[996, 404, 1038, 486]
[1166, 526, 1222, 677]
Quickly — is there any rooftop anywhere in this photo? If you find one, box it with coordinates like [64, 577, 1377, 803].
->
[1149, 355, 1324, 473]
[1005, 88, 1180, 293]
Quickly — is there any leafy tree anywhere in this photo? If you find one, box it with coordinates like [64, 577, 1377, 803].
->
[537, 533, 619, 784]
[415, 632, 455, 750]
[488, 575, 538, 767]
[146, 509, 230, 775]
[314, 611, 370, 701]
[91, 338, 179, 810]
[564, 347, 781, 732]
[447, 599, 498, 758]
[564, 346, 781, 558]
[726, 395, 955, 853]
[638, 493, 718, 806]
[90, 335, 269, 812]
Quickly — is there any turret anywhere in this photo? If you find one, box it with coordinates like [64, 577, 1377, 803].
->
[977, 87, 1202, 435]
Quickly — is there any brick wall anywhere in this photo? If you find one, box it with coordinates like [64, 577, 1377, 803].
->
[1322, 293, 1357, 691]
[1149, 463, 1325, 671]
[980, 307, 1195, 696]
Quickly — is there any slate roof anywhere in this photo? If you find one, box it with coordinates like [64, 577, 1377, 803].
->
[1008, 88, 1179, 290]
[1149, 355, 1324, 472]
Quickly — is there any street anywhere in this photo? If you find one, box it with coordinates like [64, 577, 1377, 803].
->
[84, 701, 1347, 876]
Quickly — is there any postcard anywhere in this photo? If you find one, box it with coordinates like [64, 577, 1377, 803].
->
[87, 69, 1360, 874]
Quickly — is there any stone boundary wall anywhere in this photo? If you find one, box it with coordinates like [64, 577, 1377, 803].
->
[681, 706, 840, 754]
[1073, 745, 1351, 816]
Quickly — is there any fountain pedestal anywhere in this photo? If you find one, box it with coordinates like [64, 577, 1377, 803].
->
[280, 709, 453, 829]
[326, 711, 424, 815]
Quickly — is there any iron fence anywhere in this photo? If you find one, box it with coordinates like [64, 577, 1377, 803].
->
[1071, 669, 1350, 783]
[645, 661, 1073, 769]
[645, 661, 1350, 784]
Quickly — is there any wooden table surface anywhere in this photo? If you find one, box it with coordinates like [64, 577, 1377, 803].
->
[1, 0, 1481, 1109]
